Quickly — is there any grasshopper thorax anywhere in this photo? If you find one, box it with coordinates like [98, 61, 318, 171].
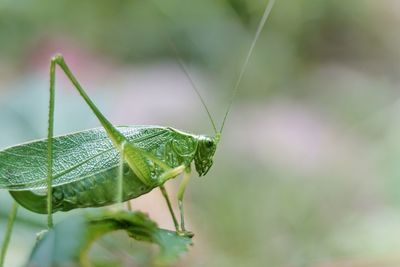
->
[194, 135, 219, 177]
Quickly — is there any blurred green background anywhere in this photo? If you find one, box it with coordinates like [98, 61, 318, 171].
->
[1, 0, 400, 266]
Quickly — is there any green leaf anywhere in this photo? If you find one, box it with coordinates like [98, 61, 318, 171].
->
[27, 210, 192, 267]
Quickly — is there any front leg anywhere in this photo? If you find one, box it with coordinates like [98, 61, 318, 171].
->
[158, 165, 185, 233]
[159, 185, 179, 232]
[177, 169, 192, 237]
[159, 165, 185, 184]
[158, 165, 194, 237]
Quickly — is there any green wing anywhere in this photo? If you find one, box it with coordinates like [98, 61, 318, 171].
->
[0, 126, 173, 191]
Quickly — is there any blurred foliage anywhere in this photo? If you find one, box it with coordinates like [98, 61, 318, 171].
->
[28, 210, 191, 267]
[0, 0, 397, 120]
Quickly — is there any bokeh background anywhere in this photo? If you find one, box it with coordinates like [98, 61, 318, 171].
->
[1, 0, 400, 266]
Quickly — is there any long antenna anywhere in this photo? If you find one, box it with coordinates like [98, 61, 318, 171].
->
[167, 38, 218, 134]
[149, 1, 218, 134]
[220, 0, 276, 133]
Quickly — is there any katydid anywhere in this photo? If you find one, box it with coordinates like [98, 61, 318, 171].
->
[0, 0, 275, 248]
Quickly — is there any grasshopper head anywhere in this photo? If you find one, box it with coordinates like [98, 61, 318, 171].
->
[194, 134, 219, 176]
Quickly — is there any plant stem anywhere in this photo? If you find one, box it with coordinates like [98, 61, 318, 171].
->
[0, 202, 18, 267]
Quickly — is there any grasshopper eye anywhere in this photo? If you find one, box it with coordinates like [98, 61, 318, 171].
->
[205, 140, 213, 148]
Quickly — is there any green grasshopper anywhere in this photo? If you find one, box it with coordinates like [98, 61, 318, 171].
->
[0, 0, 275, 244]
